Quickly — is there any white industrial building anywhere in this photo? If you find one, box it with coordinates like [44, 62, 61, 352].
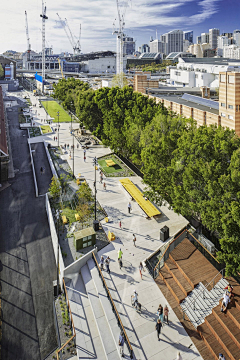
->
[81, 56, 127, 74]
[223, 45, 240, 59]
[217, 36, 230, 56]
[169, 58, 240, 88]
[187, 43, 211, 58]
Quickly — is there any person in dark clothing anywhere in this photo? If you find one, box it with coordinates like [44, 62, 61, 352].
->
[157, 304, 164, 323]
[156, 319, 162, 341]
[105, 256, 110, 274]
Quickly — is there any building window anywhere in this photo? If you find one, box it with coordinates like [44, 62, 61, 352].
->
[228, 115, 234, 120]
[221, 103, 225, 107]
[228, 75, 235, 84]
[195, 74, 198, 79]
[220, 74, 226, 83]
[221, 113, 226, 117]
[236, 105, 238, 112]
[228, 105, 233, 109]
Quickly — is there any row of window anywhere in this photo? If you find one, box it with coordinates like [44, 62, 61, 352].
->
[220, 74, 235, 84]
[221, 103, 239, 111]
[221, 113, 234, 120]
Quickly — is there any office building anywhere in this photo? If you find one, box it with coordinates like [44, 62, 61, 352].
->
[233, 30, 240, 46]
[184, 31, 193, 44]
[209, 28, 220, 49]
[223, 44, 240, 59]
[149, 39, 165, 54]
[217, 36, 230, 56]
[123, 36, 135, 55]
[201, 33, 209, 44]
[196, 36, 201, 44]
[141, 44, 150, 53]
[164, 30, 184, 55]
[169, 57, 240, 88]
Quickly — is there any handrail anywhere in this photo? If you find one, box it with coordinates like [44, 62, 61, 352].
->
[153, 229, 220, 273]
[56, 278, 76, 360]
[92, 252, 133, 359]
[187, 267, 225, 313]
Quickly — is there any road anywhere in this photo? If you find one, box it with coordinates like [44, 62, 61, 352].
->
[0, 100, 57, 359]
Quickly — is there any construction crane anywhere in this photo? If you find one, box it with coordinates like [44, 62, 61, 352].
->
[25, 11, 31, 61]
[40, 0, 48, 93]
[56, 13, 81, 55]
[113, 0, 131, 88]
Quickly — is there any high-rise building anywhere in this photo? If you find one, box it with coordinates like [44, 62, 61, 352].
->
[201, 33, 209, 44]
[164, 30, 184, 55]
[217, 36, 230, 56]
[123, 36, 135, 55]
[141, 44, 150, 53]
[184, 31, 193, 44]
[233, 30, 240, 46]
[149, 39, 165, 53]
[196, 36, 201, 44]
[209, 28, 220, 49]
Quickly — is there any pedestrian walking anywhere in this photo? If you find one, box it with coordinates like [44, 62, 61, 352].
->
[100, 256, 104, 271]
[119, 331, 125, 357]
[118, 257, 123, 269]
[40, 166, 44, 175]
[84, 155, 86, 162]
[221, 291, 230, 312]
[54, 136, 55, 141]
[103, 182, 106, 190]
[77, 143, 79, 149]
[118, 248, 123, 260]
[139, 262, 143, 280]
[157, 304, 164, 323]
[128, 202, 132, 214]
[56, 136, 57, 142]
[119, 220, 122, 229]
[84, 149, 86, 156]
[105, 256, 110, 274]
[133, 234, 136, 247]
[164, 305, 169, 324]
[100, 175, 103, 184]
[155, 319, 162, 341]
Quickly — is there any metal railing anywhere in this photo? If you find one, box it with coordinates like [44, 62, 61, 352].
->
[56, 278, 76, 360]
[182, 267, 225, 320]
[92, 252, 133, 359]
[151, 229, 224, 279]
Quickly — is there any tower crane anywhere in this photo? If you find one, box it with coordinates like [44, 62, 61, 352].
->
[56, 13, 81, 55]
[25, 11, 31, 61]
[40, 0, 48, 93]
[113, 0, 131, 88]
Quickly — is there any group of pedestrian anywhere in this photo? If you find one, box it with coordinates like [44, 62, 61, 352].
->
[54, 136, 58, 141]
[155, 304, 169, 341]
[99, 255, 111, 274]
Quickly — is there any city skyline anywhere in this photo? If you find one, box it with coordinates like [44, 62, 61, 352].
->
[0, 0, 239, 54]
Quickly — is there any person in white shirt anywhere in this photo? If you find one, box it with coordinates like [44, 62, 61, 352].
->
[218, 353, 226, 360]
[221, 292, 230, 312]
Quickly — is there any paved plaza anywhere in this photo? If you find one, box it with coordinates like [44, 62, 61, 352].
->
[25, 91, 202, 360]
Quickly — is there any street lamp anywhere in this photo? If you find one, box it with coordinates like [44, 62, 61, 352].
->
[57, 111, 60, 148]
[93, 157, 99, 231]
[55, 209, 62, 297]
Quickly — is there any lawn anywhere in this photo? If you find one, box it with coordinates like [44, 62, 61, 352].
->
[41, 125, 52, 134]
[61, 207, 78, 224]
[41, 101, 72, 122]
[98, 158, 123, 174]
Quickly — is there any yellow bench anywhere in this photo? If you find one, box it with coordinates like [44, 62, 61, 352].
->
[75, 213, 80, 221]
[62, 215, 68, 224]
[119, 178, 161, 218]
[106, 159, 115, 167]
[76, 179, 80, 185]
[105, 217, 109, 223]
[108, 231, 115, 241]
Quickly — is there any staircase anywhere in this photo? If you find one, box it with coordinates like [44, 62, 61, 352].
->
[155, 237, 240, 360]
[65, 254, 135, 360]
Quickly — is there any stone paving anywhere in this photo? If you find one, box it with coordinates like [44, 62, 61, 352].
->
[23, 90, 203, 360]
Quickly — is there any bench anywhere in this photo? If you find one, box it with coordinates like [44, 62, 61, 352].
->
[119, 178, 161, 218]
[62, 215, 68, 224]
[105, 159, 115, 167]
[75, 213, 80, 221]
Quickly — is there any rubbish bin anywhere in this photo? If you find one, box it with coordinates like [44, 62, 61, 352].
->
[160, 226, 169, 242]
[93, 220, 99, 231]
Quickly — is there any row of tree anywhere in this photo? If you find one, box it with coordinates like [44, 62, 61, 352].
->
[53, 78, 240, 276]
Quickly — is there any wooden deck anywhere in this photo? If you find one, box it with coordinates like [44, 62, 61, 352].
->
[155, 238, 240, 360]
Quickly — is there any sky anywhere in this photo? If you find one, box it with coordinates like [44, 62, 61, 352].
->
[0, 0, 239, 55]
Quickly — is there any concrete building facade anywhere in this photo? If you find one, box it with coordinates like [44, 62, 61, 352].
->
[217, 36, 230, 56]
[123, 37, 135, 55]
[201, 33, 209, 44]
[209, 28, 220, 49]
[223, 45, 240, 59]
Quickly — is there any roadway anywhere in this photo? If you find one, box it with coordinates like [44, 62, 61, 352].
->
[0, 100, 57, 359]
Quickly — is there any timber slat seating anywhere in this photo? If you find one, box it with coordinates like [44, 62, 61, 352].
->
[119, 178, 161, 218]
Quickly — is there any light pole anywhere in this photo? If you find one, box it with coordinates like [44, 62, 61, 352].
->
[93, 157, 99, 231]
[57, 111, 60, 148]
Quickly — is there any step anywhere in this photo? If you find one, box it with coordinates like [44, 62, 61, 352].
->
[66, 273, 107, 360]
[169, 253, 195, 288]
[87, 257, 133, 359]
[227, 304, 240, 330]
[205, 313, 240, 360]
[81, 264, 121, 360]
[159, 265, 186, 304]
[198, 322, 227, 360]
[212, 304, 240, 349]
[165, 258, 193, 296]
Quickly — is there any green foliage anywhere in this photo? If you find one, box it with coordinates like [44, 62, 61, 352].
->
[49, 176, 61, 199]
[77, 183, 93, 203]
[0, 64, 4, 79]
[111, 73, 128, 87]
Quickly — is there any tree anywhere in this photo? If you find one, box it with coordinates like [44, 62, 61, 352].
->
[76, 203, 91, 228]
[48, 176, 61, 199]
[111, 73, 128, 87]
[0, 64, 4, 79]
[77, 183, 93, 204]
[53, 78, 89, 111]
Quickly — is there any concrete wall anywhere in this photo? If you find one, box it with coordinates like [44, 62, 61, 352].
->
[45, 194, 65, 288]
[44, 141, 58, 178]
[28, 140, 38, 197]
[63, 248, 97, 278]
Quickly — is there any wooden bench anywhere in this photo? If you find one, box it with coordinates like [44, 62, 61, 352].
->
[62, 215, 68, 224]
[119, 178, 161, 218]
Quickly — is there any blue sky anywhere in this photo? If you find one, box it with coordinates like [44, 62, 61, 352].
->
[0, 0, 239, 54]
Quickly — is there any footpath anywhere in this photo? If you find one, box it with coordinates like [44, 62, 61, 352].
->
[25, 91, 203, 360]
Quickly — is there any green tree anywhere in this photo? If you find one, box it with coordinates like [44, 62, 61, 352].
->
[53, 78, 89, 111]
[77, 183, 93, 204]
[111, 73, 128, 87]
[48, 176, 61, 199]
[76, 203, 91, 228]
[0, 64, 4, 79]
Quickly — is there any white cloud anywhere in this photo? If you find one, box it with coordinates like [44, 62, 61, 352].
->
[0, 0, 221, 54]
